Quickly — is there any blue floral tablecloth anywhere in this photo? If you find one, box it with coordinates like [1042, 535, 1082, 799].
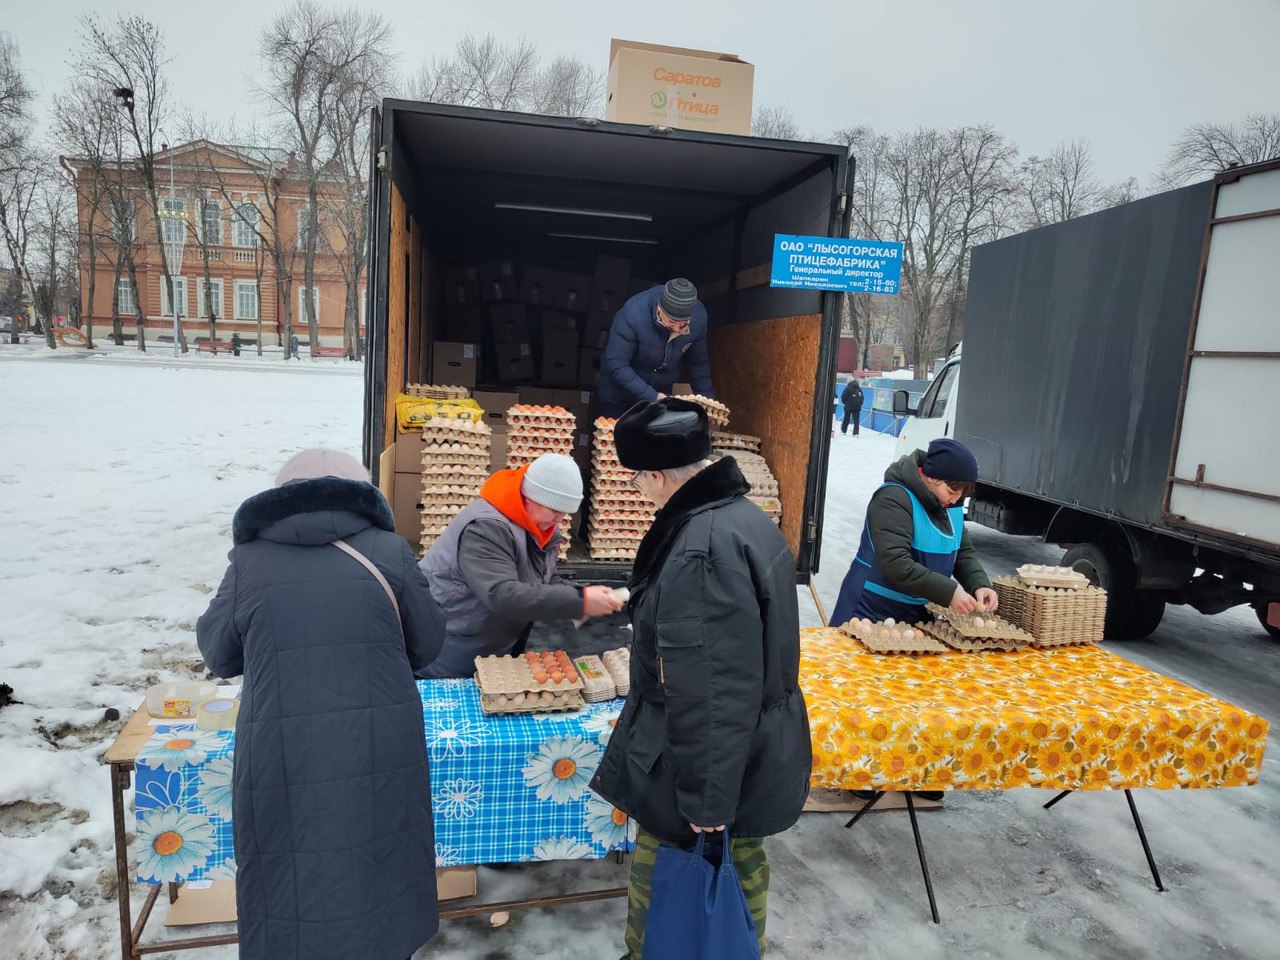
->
[133, 679, 632, 883]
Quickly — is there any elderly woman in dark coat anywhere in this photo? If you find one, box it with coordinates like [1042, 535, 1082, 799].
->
[197, 449, 446, 960]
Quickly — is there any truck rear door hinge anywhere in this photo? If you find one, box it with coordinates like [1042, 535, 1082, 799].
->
[836, 193, 848, 216]
[376, 146, 389, 172]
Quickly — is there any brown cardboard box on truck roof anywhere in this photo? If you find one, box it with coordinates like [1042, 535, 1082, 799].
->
[605, 39, 754, 136]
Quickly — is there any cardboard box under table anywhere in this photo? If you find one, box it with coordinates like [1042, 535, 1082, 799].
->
[106, 682, 632, 957]
[798, 626, 1268, 923]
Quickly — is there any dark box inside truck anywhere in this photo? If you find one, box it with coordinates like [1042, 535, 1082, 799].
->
[363, 101, 853, 581]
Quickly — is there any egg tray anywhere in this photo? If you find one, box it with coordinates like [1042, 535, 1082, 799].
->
[420, 442, 491, 459]
[1017, 564, 1090, 590]
[422, 464, 489, 479]
[993, 577, 1106, 647]
[420, 483, 485, 498]
[406, 383, 470, 399]
[419, 417, 491, 437]
[506, 405, 577, 426]
[475, 654, 586, 715]
[683, 395, 731, 427]
[921, 620, 1027, 653]
[710, 431, 762, 453]
[508, 438, 575, 455]
[507, 425, 577, 440]
[590, 546, 640, 560]
[837, 620, 949, 655]
[924, 603, 1035, 643]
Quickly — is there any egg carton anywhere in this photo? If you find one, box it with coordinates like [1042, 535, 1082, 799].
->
[571, 654, 617, 702]
[922, 619, 1027, 653]
[406, 383, 470, 399]
[601, 647, 630, 695]
[924, 603, 1035, 643]
[838, 619, 949, 655]
[1017, 564, 1090, 590]
[993, 576, 1106, 647]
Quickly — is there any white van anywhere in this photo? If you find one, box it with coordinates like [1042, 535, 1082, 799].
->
[893, 343, 961, 458]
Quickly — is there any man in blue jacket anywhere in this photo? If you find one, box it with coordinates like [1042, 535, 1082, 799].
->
[597, 277, 715, 417]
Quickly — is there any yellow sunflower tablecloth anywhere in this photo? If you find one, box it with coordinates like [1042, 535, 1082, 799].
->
[801, 627, 1268, 793]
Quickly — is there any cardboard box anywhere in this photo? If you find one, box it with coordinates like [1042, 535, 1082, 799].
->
[437, 865, 478, 902]
[489, 303, 530, 343]
[443, 302, 485, 343]
[518, 386, 561, 407]
[592, 255, 632, 314]
[394, 429, 424, 474]
[673, 382, 693, 396]
[392, 472, 422, 544]
[479, 261, 518, 302]
[541, 329, 580, 387]
[551, 388, 594, 431]
[538, 310, 579, 338]
[443, 265, 481, 305]
[495, 341, 535, 382]
[519, 264, 558, 306]
[489, 429, 509, 474]
[473, 390, 519, 429]
[571, 431, 592, 472]
[605, 39, 754, 136]
[583, 310, 613, 351]
[430, 342, 478, 389]
[555, 271, 594, 314]
[578, 348, 603, 388]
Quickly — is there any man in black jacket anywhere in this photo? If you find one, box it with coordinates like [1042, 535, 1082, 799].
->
[840, 378, 864, 435]
[590, 398, 810, 959]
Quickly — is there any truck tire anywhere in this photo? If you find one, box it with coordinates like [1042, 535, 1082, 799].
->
[1255, 603, 1280, 641]
[1061, 542, 1165, 640]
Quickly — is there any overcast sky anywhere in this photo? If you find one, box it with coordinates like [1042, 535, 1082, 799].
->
[8, 0, 1279, 185]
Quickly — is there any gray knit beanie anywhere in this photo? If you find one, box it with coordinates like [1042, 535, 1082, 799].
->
[658, 278, 697, 320]
[521, 454, 583, 513]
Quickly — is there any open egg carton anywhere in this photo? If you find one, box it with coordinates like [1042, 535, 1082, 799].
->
[406, 383, 470, 400]
[475, 651, 585, 714]
[923, 603, 1034, 651]
[993, 576, 1107, 648]
[838, 618, 950, 655]
[1017, 564, 1090, 590]
[684, 395, 731, 429]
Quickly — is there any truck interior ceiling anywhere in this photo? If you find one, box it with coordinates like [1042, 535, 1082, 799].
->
[378, 103, 846, 570]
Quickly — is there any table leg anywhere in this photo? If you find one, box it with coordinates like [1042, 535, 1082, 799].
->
[1124, 790, 1165, 892]
[110, 764, 135, 960]
[844, 791, 883, 829]
[905, 793, 940, 924]
[1043, 790, 1072, 810]
[168, 882, 180, 905]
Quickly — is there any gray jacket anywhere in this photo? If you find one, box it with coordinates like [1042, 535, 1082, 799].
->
[196, 477, 444, 960]
[419, 499, 582, 678]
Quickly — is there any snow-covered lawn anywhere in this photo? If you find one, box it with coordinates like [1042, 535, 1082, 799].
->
[1, 352, 1276, 959]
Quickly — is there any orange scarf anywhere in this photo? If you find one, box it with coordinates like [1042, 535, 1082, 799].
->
[479, 464, 556, 549]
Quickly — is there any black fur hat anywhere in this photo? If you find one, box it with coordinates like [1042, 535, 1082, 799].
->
[614, 398, 712, 471]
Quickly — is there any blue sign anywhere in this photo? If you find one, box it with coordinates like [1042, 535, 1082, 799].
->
[770, 235, 903, 294]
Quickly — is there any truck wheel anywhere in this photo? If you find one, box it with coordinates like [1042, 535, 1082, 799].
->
[1061, 542, 1165, 640]
[1255, 603, 1280, 641]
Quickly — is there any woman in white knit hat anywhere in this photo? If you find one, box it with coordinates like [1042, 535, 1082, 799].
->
[418, 453, 625, 677]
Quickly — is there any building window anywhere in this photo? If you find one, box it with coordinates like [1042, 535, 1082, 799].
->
[233, 202, 258, 248]
[160, 275, 188, 317]
[114, 200, 136, 244]
[160, 197, 186, 246]
[235, 280, 259, 320]
[196, 277, 224, 319]
[296, 207, 315, 251]
[116, 278, 137, 314]
[200, 200, 223, 246]
[298, 286, 320, 326]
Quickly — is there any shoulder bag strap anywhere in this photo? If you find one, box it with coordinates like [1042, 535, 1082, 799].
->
[331, 538, 401, 622]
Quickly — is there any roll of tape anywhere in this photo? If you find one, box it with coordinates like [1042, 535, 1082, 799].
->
[196, 697, 240, 731]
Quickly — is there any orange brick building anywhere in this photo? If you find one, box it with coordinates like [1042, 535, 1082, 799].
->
[66, 140, 363, 350]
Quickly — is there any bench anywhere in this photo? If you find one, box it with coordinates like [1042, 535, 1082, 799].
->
[195, 340, 236, 355]
[310, 345, 349, 360]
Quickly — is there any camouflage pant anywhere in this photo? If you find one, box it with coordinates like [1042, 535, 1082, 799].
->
[624, 826, 770, 959]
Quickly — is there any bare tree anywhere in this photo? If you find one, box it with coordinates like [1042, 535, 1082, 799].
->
[1160, 112, 1280, 186]
[409, 35, 602, 118]
[833, 125, 892, 368]
[1019, 138, 1101, 229]
[753, 105, 801, 140]
[80, 14, 188, 352]
[31, 168, 77, 346]
[1098, 176, 1141, 209]
[0, 33, 39, 343]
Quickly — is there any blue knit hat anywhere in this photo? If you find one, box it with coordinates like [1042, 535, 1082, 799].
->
[922, 438, 979, 483]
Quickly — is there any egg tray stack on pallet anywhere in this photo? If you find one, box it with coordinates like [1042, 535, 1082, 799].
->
[684, 395, 731, 430]
[588, 417, 657, 561]
[922, 603, 1035, 652]
[506, 404, 579, 560]
[418, 417, 491, 553]
[838, 618, 949, 655]
[475, 651, 585, 715]
[993, 565, 1107, 648]
[405, 383, 470, 400]
[710, 431, 780, 525]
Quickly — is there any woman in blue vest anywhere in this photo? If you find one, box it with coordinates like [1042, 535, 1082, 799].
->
[831, 438, 997, 628]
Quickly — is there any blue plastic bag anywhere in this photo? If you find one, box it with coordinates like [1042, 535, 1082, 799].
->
[642, 831, 761, 960]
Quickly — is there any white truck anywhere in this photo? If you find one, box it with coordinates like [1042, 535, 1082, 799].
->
[893, 158, 1280, 640]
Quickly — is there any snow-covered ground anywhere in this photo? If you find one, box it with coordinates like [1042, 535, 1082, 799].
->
[1, 352, 1276, 959]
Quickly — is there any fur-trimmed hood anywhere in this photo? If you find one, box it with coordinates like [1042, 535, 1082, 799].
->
[232, 477, 395, 546]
